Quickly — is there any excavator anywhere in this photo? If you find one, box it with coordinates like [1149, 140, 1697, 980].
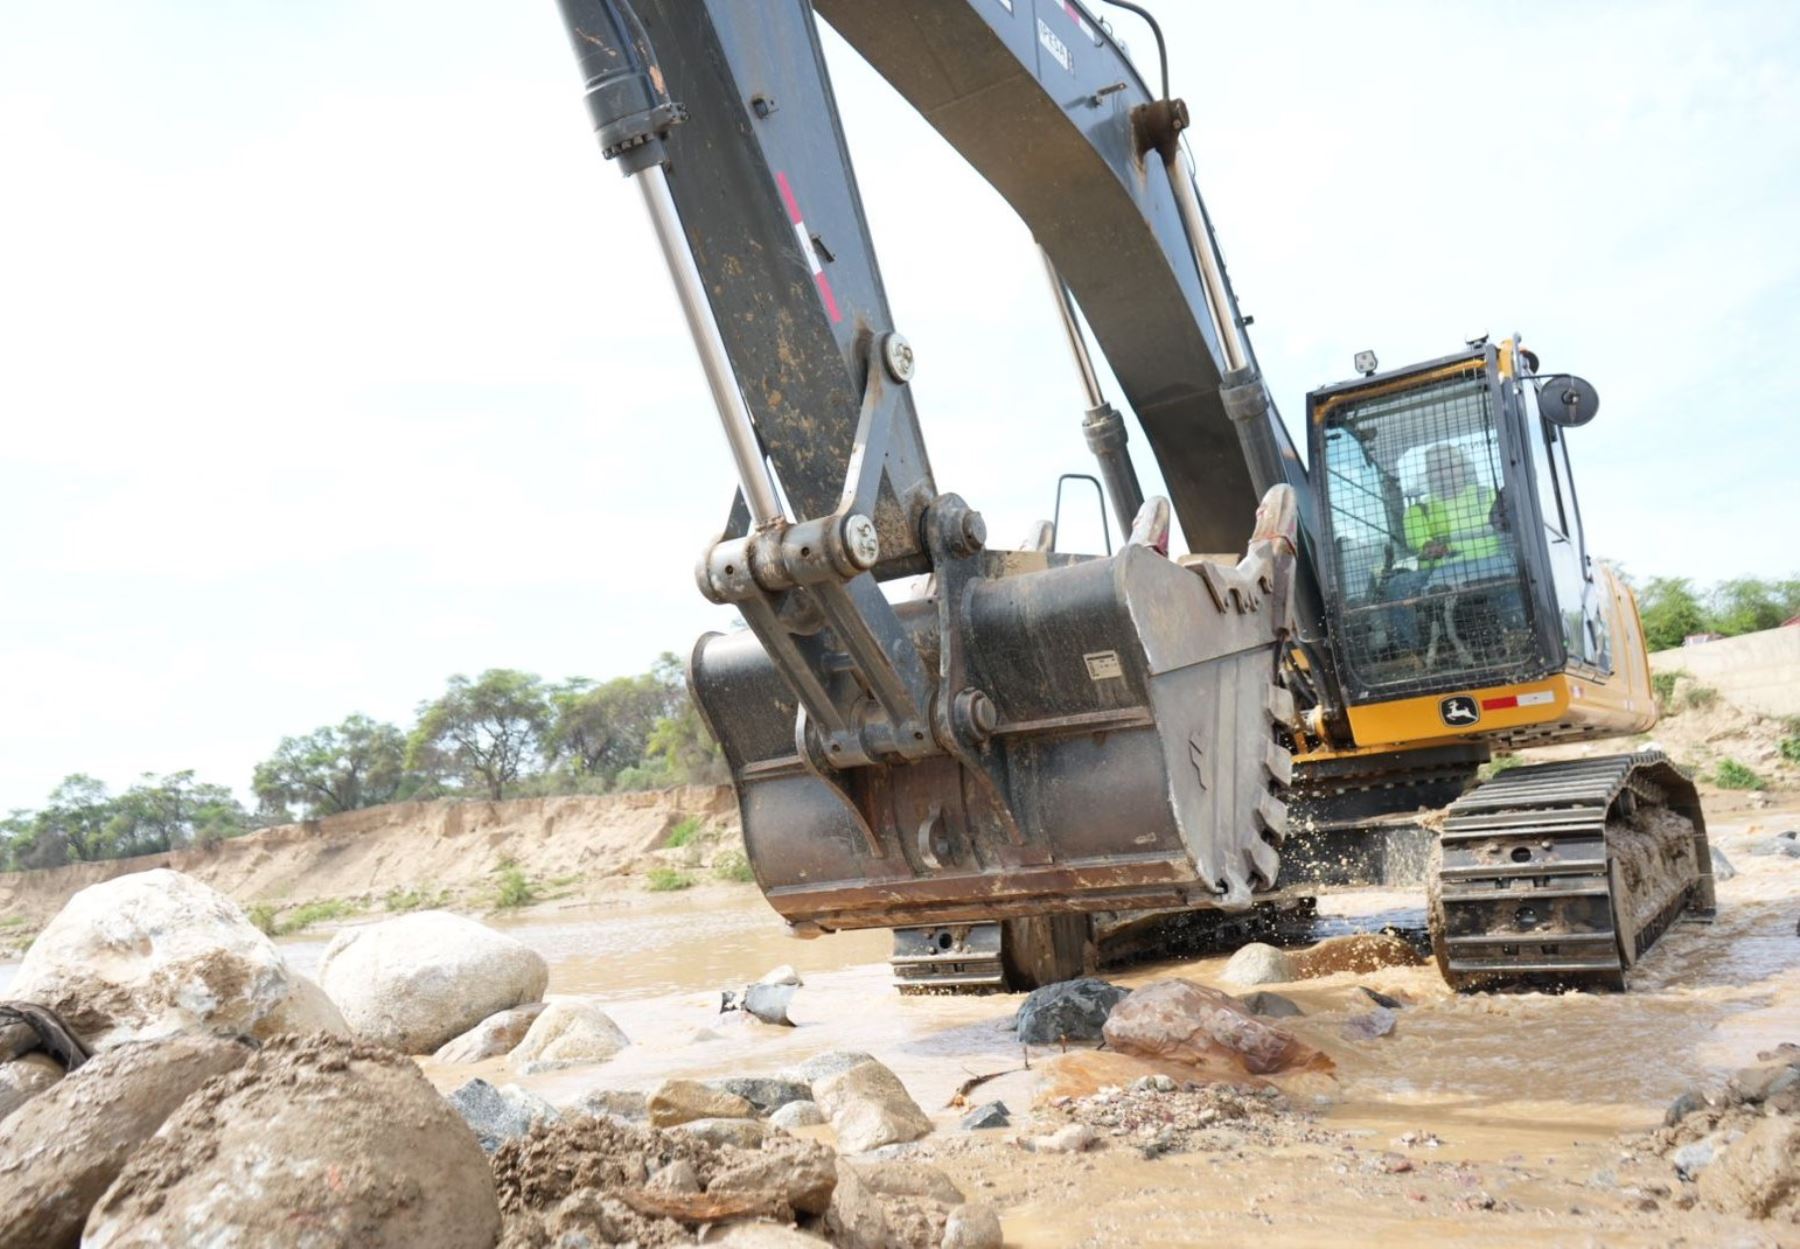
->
[551, 0, 1715, 994]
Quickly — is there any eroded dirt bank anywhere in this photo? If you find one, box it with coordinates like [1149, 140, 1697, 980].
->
[0, 786, 737, 941]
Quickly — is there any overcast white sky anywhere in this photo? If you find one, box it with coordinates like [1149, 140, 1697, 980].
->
[2, 1, 1795, 813]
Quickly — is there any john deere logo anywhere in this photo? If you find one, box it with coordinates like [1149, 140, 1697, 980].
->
[1440, 695, 1480, 726]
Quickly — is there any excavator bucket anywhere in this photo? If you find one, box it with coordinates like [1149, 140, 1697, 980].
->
[691, 521, 1298, 936]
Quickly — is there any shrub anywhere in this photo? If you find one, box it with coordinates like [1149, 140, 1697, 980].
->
[494, 863, 536, 909]
[384, 885, 447, 913]
[646, 866, 693, 892]
[1650, 670, 1685, 709]
[665, 816, 703, 849]
[1713, 759, 1765, 790]
[1680, 684, 1720, 712]
[713, 849, 754, 883]
[247, 902, 279, 936]
[1478, 754, 1523, 781]
[1780, 737, 1800, 764]
[278, 898, 361, 934]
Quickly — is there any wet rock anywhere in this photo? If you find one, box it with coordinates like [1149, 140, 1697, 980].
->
[1029, 1123, 1099, 1154]
[649, 1077, 756, 1127]
[579, 1086, 649, 1122]
[1749, 833, 1800, 858]
[261, 970, 352, 1038]
[741, 982, 798, 1026]
[648, 1158, 701, 1193]
[317, 910, 549, 1054]
[1340, 1006, 1398, 1041]
[508, 998, 630, 1074]
[854, 1160, 965, 1205]
[1728, 1060, 1800, 1105]
[786, 1049, 878, 1086]
[434, 1001, 547, 1064]
[1709, 848, 1738, 881]
[814, 1058, 933, 1153]
[771, 1099, 826, 1130]
[1220, 942, 1296, 987]
[1353, 986, 1404, 1010]
[1102, 978, 1326, 1075]
[0, 1054, 62, 1124]
[825, 1158, 949, 1249]
[959, 1100, 1009, 1130]
[943, 1202, 1004, 1249]
[446, 1076, 559, 1153]
[7, 868, 299, 1050]
[83, 1034, 500, 1249]
[1012, 977, 1130, 1045]
[677, 1117, 770, 1149]
[1664, 1088, 1708, 1126]
[1236, 990, 1304, 1019]
[711, 1075, 813, 1115]
[1288, 932, 1424, 978]
[0, 1032, 254, 1249]
[1696, 1115, 1800, 1219]
[759, 964, 804, 987]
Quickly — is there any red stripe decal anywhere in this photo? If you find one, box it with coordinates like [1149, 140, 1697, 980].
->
[775, 171, 803, 224]
[1481, 695, 1519, 710]
[776, 170, 840, 323]
[815, 273, 841, 322]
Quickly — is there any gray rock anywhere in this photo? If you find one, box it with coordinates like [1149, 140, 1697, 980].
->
[649, 1078, 756, 1127]
[1130, 1074, 1177, 1093]
[944, 1202, 1004, 1249]
[434, 1002, 547, 1064]
[1029, 1123, 1099, 1154]
[508, 998, 629, 1074]
[742, 982, 798, 1026]
[319, 910, 550, 1054]
[759, 964, 804, 987]
[708, 1223, 831, 1247]
[648, 1158, 700, 1193]
[1219, 942, 1297, 987]
[1672, 1136, 1720, 1180]
[1236, 990, 1304, 1019]
[446, 1077, 559, 1153]
[1664, 1088, 1707, 1127]
[1748, 836, 1800, 858]
[710, 1075, 813, 1115]
[771, 1099, 827, 1130]
[1728, 1061, 1800, 1105]
[959, 1100, 1010, 1130]
[1353, 986, 1404, 1010]
[1709, 848, 1738, 881]
[786, 1050, 878, 1086]
[1012, 978, 1130, 1045]
[676, 1116, 769, 1149]
[578, 1086, 648, 1122]
[0, 1054, 62, 1124]
[1340, 1007, 1398, 1041]
[813, 1059, 933, 1153]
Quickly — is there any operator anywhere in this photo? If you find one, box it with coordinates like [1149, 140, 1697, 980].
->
[1404, 444, 1502, 566]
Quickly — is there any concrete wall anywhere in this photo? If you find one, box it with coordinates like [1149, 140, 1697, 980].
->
[1649, 627, 1800, 718]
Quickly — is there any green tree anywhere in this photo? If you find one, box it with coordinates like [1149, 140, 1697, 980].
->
[253, 714, 410, 819]
[547, 672, 681, 785]
[107, 771, 248, 855]
[409, 670, 550, 801]
[1636, 577, 1709, 651]
[1709, 577, 1800, 637]
[36, 774, 116, 862]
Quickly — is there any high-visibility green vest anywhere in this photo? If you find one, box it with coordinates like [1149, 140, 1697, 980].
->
[1405, 483, 1501, 563]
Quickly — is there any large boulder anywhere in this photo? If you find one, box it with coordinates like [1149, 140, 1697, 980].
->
[82, 1034, 502, 1248]
[8, 869, 297, 1050]
[649, 1078, 756, 1127]
[317, 910, 549, 1054]
[260, 972, 352, 1038]
[1219, 943, 1297, 987]
[0, 1032, 255, 1249]
[813, 1059, 932, 1154]
[1287, 933, 1423, 979]
[1012, 978, 1129, 1045]
[434, 1002, 547, 1064]
[1102, 978, 1326, 1075]
[508, 998, 630, 1074]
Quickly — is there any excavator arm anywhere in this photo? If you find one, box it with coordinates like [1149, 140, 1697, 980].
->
[554, 0, 1304, 934]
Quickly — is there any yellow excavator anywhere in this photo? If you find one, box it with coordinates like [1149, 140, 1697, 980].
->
[550, 0, 1714, 994]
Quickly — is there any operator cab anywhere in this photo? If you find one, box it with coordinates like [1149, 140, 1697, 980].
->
[1307, 338, 1608, 707]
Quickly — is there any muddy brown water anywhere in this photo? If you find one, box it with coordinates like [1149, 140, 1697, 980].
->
[2, 806, 1794, 1246]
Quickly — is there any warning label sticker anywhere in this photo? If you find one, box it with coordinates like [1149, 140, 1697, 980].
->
[1084, 650, 1123, 681]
